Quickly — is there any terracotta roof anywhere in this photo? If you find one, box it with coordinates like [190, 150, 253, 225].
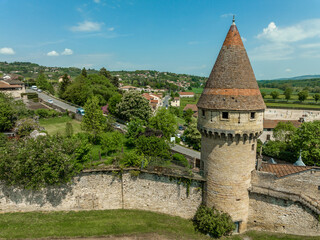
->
[197, 22, 265, 111]
[120, 85, 136, 89]
[150, 99, 158, 103]
[179, 92, 194, 95]
[184, 104, 198, 112]
[0, 82, 22, 89]
[174, 97, 180, 100]
[260, 162, 312, 178]
[263, 119, 301, 129]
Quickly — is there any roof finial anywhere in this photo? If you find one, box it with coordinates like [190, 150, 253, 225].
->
[232, 15, 235, 25]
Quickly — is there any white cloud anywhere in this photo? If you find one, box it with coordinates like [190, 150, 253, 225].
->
[0, 47, 15, 55]
[61, 48, 73, 55]
[257, 19, 320, 43]
[93, 0, 100, 3]
[221, 13, 234, 18]
[285, 68, 292, 72]
[71, 21, 103, 32]
[107, 27, 114, 31]
[47, 51, 59, 56]
[299, 43, 320, 49]
[249, 43, 294, 61]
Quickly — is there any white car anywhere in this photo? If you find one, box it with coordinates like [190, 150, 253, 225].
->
[47, 99, 53, 104]
[37, 89, 42, 93]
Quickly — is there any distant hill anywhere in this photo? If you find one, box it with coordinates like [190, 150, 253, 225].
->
[273, 75, 320, 81]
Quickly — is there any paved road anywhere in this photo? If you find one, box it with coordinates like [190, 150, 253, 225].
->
[26, 89, 77, 113]
[163, 95, 170, 108]
[27, 89, 199, 159]
[171, 144, 201, 159]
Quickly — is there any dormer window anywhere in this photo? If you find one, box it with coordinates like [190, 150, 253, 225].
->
[250, 112, 256, 119]
[222, 112, 229, 119]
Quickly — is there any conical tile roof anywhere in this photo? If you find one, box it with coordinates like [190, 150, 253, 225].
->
[197, 21, 266, 111]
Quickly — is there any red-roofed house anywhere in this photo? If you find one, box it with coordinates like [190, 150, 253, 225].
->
[0, 80, 25, 98]
[179, 92, 195, 98]
[142, 93, 163, 111]
[171, 97, 180, 107]
[183, 104, 198, 117]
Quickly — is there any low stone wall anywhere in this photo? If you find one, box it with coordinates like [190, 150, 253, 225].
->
[248, 170, 320, 236]
[0, 170, 203, 219]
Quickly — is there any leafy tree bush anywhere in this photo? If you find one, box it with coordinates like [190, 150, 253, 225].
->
[59, 74, 71, 97]
[260, 91, 266, 99]
[108, 93, 122, 115]
[14, 118, 41, 137]
[0, 135, 91, 189]
[183, 108, 194, 125]
[314, 93, 320, 103]
[100, 131, 124, 155]
[273, 121, 297, 143]
[65, 122, 73, 137]
[149, 108, 177, 139]
[120, 151, 145, 167]
[284, 87, 293, 101]
[125, 119, 145, 147]
[270, 91, 280, 100]
[136, 135, 171, 160]
[81, 96, 106, 139]
[291, 121, 320, 166]
[298, 90, 309, 102]
[116, 91, 152, 122]
[183, 118, 201, 150]
[35, 109, 60, 118]
[172, 153, 189, 167]
[193, 205, 234, 238]
[36, 72, 54, 94]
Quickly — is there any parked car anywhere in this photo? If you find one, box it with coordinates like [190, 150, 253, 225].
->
[37, 89, 42, 93]
[31, 85, 38, 90]
[76, 108, 85, 116]
[113, 123, 121, 129]
[47, 99, 53, 104]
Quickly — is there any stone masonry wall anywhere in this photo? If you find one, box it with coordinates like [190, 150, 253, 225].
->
[248, 170, 320, 236]
[0, 170, 203, 219]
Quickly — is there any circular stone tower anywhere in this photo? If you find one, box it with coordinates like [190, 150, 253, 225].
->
[197, 19, 265, 233]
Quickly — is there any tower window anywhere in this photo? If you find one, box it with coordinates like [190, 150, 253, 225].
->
[252, 144, 255, 151]
[250, 112, 256, 119]
[202, 109, 205, 118]
[222, 112, 229, 119]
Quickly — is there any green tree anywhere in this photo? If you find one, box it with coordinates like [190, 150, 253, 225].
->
[270, 91, 279, 100]
[14, 118, 41, 137]
[63, 75, 92, 106]
[193, 205, 234, 238]
[125, 118, 145, 147]
[183, 117, 201, 150]
[108, 93, 122, 115]
[81, 96, 106, 139]
[100, 131, 124, 155]
[291, 121, 320, 166]
[136, 135, 171, 160]
[0, 135, 91, 190]
[36, 72, 54, 94]
[0, 100, 15, 131]
[59, 74, 71, 97]
[298, 90, 309, 102]
[149, 108, 177, 139]
[273, 121, 297, 143]
[313, 93, 320, 103]
[65, 122, 73, 137]
[81, 67, 87, 77]
[99, 67, 112, 79]
[284, 87, 293, 101]
[116, 91, 152, 122]
[261, 91, 266, 99]
[183, 109, 194, 125]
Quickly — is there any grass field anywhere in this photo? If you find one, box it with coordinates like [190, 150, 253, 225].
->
[191, 87, 204, 94]
[39, 116, 83, 135]
[266, 102, 320, 109]
[0, 210, 317, 240]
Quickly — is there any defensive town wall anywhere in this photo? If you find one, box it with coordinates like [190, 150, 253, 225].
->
[248, 170, 320, 236]
[0, 169, 203, 219]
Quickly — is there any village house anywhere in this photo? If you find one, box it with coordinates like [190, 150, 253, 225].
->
[142, 93, 163, 111]
[183, 104, 198, 117]
[119, 85, 137, 91]
[170, 97, 180, 107]
[0, 79, 25, 99]
[178, 91, 194, 98]
[259, 119, 302, 142]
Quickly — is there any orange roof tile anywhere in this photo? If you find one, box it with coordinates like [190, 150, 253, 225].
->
[260, 162, 313, 177]
[263, 119, 301, 129]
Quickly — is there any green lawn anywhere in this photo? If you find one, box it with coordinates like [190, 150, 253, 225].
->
[191, 87, 204, 94]
[39, 116, 83, 136]
[0, 210, 317, 240]
[266, 102, 320, 109]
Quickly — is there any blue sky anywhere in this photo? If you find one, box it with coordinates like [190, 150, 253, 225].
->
[1, 0, 320, 79]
